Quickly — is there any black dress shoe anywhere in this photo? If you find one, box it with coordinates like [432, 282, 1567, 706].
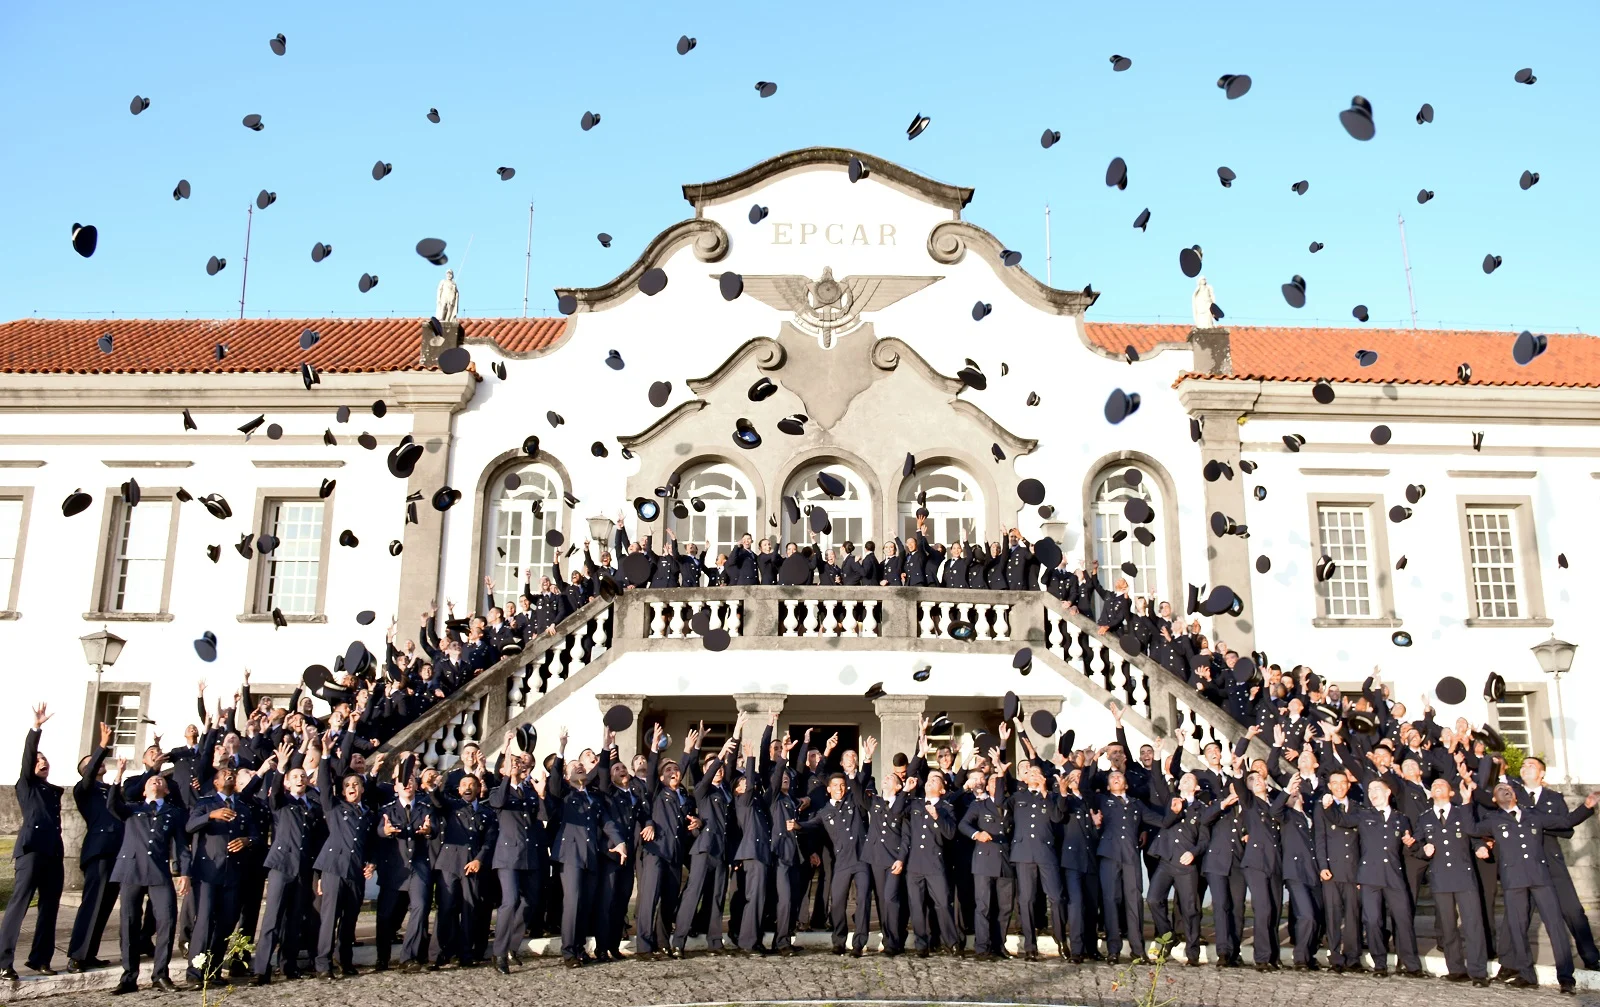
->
[1371, 968, 1389, 978]
[1504, 976, 1537, 988]
[1443, 973, 1468, 983]
[112, 979, 139, 995]
[1255, 963, 1272, 972]
[1560, 983, 1577, 996]
[1184, 959, 1201, 967]
[28, 964, 57, 976]
[152, 976, 180, 992]
[851, 948, 864, 958]
[494, 956, 510, 975]
[832, 947, 848, 956]
[1472, 978, 1491, 988]
[91, 958, 113, 969]
[341, 965, 359, 977]
[67, 959, 88, 973]
[251, 975, 271, 987]
[510, 952, 523, 966]
[1069, 955, 1085, 964]
[917, 948, 930, 959]
[318, 971, 337, 983]
[564, 958, 583, 969]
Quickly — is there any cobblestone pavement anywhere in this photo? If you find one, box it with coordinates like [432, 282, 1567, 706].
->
[23, 951, 1600, 1007]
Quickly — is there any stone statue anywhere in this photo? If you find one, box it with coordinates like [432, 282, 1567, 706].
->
[436, 270, 459, 323]
[1191, 275, 1216, 330]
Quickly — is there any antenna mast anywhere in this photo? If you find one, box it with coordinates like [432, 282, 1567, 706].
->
[1398, 212, 1417, 329]
[238, 204, 254, 320]
[522, 200, 535, 318]
[1044, 203, 1053, 287]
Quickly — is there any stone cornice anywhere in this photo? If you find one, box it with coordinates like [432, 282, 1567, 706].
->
[0, 371, 476, 413]
[682, 147, 975, 213]
[1180, 377, 1600, 424]
[552, 219, 730, 315]
[870, 338, 1039, 454]
[926, 221, 1100, 324]
[684, 338, 787, 396]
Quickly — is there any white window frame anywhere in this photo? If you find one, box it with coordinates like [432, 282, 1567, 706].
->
[250, 496, 330, 619]
[1090, 471, 1162, 596]
[485, 463, 566, 600]
[782, 462, 871, 553]
[670, 462, 755, 564]
[89, 489, 181, 620]
[1305, 494, 1400, 628]
[0, 489, 31, 615]
[898, 463, 983, 546]
[1455, 496, 1550, 628]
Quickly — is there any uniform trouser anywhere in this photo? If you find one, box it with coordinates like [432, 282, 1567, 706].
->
[633, 855, 679, 953]
[869, 862, 906, 952]
[254, 869, 313, 976]
[0, 852, 63, 970]
[1548, 854, 1600, 969]
[67, 855, 117, 962]
[906, 870, 959, 950]
[1201, 872, 1236, 960]
[1146, 865, 1201, 961]
[557, 859, 599, 960]
[830, 864, 872, 951]
[736, 861, 769, 949]
[1321, 879, 1361, 967]
[597, 857, 633, 954]
[772, 861, 798, 948]
[953, 854, 976, 937]
[673, 853, 727, 949]
[1099, 858, 1144, 957]
[971, 874, 1015, 955]
[1284, 880, 1321, 966]
[1014, 861, 1065, 952]
[187, 879, 242, 978]
[493, 867, 540, 958]
[236, 860, 267, 943]
[313, 875, 363, 974]
[1360, 883, 1419, 972]
[1505, 883, 1575, 985]
[726, 862, 748, 938]
[376, 870, 432, 965]
[1063, 867, 1093, 956]
[798, 847, 830, 929]
[118, 883, 176, 983]
[1432, 888, 1488, 979]
[1241, 869, 1282, 964]
[435, 870, 481, 963]
[1473, 856, 1501, 959]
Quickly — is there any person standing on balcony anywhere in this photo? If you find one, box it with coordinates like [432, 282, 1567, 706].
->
[729, 533, 759, 586]
[1003, 529, 1038, 590]
[1096, 578, 1132, 636]
[879, 539, 903, 586]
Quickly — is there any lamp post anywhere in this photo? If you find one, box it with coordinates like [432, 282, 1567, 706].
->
[1530, 635, 1578, 784]
[587, 514, 615, 559]
[80, 627, 127, 728]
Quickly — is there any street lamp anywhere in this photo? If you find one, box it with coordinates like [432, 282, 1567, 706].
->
[1530, 635, 1578, 784]
[80, 627, 127, 725]
[587, 514, 615, 556]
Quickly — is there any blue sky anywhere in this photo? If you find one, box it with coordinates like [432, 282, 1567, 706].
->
[2, 2, 1594, 332]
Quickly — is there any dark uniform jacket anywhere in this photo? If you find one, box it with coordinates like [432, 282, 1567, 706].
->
[185, 790, 257, 884]
[313, 758, 375, 882]
[957, 791, 1011, 877]
[16, 729, 63, 858]
[904, 795, 957, 874]
[74, 745, 123, 864]
[1322, 804, 1413, 889]
[374, 796, 434, 885]
[262, 772, 323, 879]
[1412, 802, 1483, 892]
[489, 776, 548, 871]
[107, 788, 189, 885]
[546, 754, 623, 869]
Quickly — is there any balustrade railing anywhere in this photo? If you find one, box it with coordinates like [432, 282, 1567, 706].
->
[645, 597, 744, 640]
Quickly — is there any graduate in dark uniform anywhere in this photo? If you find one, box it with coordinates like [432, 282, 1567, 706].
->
[106, 757, 187, 994]
[766, 735, 806, 955]
[68, 722, 123, 972]
[1411, 777, 1490, 985]
[183, 764, 258, 985]
[1144, 758, 1207, 967]
[311, 731, 376, 980]
[1313, 769, 1363, 973]
[802, 759, 873, 956]
[1006, 756, 1069, 960]
[251, 739, 322, 984]
[488, 736, 547, 972]
[902, 769, 960, 958]
[860, 738, 909, 955]
[635, 726, 694, 958]
[1054, 766, 1101, 961]
[547, 724, 627, 967]
[731, 743, 776, 953]
[1002, 529, 1037, 590]
[673, 726, 738, 956]
[0, 704, 65, 981]
[1321, 779, 1427, 978]
[596, 744, 644, 962]
[427, 769, 495, 968]
[957, 763, 1012, 960]
[1093, 765, 1173, 963]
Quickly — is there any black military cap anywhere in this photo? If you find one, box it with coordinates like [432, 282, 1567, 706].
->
[556, 293, 578, 315]
[1391, 631, 1412, 648]
[1253, 485, 1268, 502]
[1122, 497, 1153, 524]
[944, 620, 975, 641]
[848, 157, 868, 183]
[906, 113, 931, 140]
[91, 330, 114, 355]
[234, 533, 254, 560]
[1283, 433, 1306, 452]
[956, 359, 987, 389]
[1416, 103, 1434, 125]
[1308, 241, 1324, 254]
[488, 166, 513, 183]
[1514, 67, 1536, 85]
[907, 666, 930, 685]
[545, 529, 565, 549]
[57, 486, 92, 519]
[1518, 169, 1541, 191]
[1312, 379, 1335, 405]
[601, 704, 635, 733]
[1103, 389, 1140, 424]
[676, 34, 696, 55]
[1281, 274, 1307, 308]
[1033, 537, 1062, 570]
[1000, 249, 1022, 267]
[359, 273, 379, 293]
[581, 111, 601, 130]
[1015, 478, 1046, 506]
[1041, 128, 1062, 149]
[1026, 391, 1041, 407]
[1209, 511, 1235, 537]
[266, 32, 287, 55]
[431, 486, 461, 511]
[1201, 586, 1238, 617]
[1030, 709, 1057, 737]
[732, 418, 761, 449]
[1179, 245, 1202, 278]
[1559, 552, 1569, 569]
[1431, 675, 1467, 706]
[1131, 527, 1155, 548]
[775, 553, 809, 585]
[807, 506, 831, 534]
[387, 438, 424, 479]
[415, 238, 447, 264]
[563, 490, 580, 507]
[1483, 672, 1506, 703]
[335, 529, 358, 549]
[777, 413, 807, 436]
[1002, 691, 1020, 722]
[633, 497, 660, 523]
[1389, 505, 1412, 523]
[710, 270, 744, 303]
[638, 268, 668, 296]
[265, 422, 286, 441]
[1217, 166, 1236, 188]
[971, 301, 992, 321]
[990, 443, 1006, 462]
[1105, 157, 1128, 190]
[1203, 459, 1223, 481]
[1339, 96, 1375, 141]
[206, 255, 226, 276]
[1217, 74, 1251, 99]
[1315, 555, 1336, 582]
[426, 108, 440, 123]
[1254, 554, 1272, 575]
[1237, 460, 1255, 474]
[194, 631, 219, 663]
[130, 95, 151, 115]
[517, 435, 539, 459]
[1399, 483, 1424, 506]
[1289, 179, 1310, 196]
[543, 408, 566, 429]
[1512, 330, 1547, 365]
[256, 189, 277, 210]
[1417, 189, 1434, 204]
[1370, 424, 1392, 446]
[588, 441, 608, 459]
[816, 471, 845, 498]
[1394, 555, 1408, 571]
[172, 178, 191, 201]
[745, 376, 780, 403]
[1131, 207, 1151, 232]
[1189, 418, 1203, 442]
[68, 222, 99, 258]
[387, 539, 404, 557]
[598, 349, 624, 372]
[1483, 254, 1502, 275]
[1110, 54, 1132, 71]
[242, 113, 263, 130]
[1350, 304, 1371, 324]
[1119, 560, 1138, 578]
[756, 81, 778, 98]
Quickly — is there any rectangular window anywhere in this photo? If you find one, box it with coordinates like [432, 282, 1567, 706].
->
[1497, 691, 1534, 752]
[1317, 505, 1376, 618]
[108, 499, 174, 613]
[97, 691, 143, 761]
[0, 497, 22, 608]
[261, 500, 324, 615]
[1464, 506, 1521, 619]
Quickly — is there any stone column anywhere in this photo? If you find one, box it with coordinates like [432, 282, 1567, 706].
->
[872, 695, 929, 770]
[1017, 694, 1065, 762]
[732, 693, 788, 755]
[597, 693, 648, 767]
[1194, 404, 1256, 653]
[389, 375, 475, 648]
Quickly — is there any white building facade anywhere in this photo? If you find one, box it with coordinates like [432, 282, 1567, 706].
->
[1, 147, 1596, 809]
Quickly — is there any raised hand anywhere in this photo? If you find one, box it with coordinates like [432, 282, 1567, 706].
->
[99, 721, 112, 748]
[382, 814, 400, 837]
[275, 740, 294, 767]
[1108, 700, 1123, 727]
[1320, 793, 1334, 808]
[32, 703, 52, 729]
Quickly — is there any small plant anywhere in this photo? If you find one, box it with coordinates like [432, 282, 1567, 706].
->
[192, 929, 255, 1007]
[1110, 932, 1178, 1007]
[1500, 742, 1547, 779]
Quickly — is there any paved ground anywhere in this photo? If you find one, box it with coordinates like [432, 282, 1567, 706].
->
[17, 949, 1600, 1007]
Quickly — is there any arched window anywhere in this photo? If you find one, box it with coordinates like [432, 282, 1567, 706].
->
[485, 462, 565, 599]
[898, 463, 984, 544]
[1090, 468, 1162, 596]
[782, 462, 871, 552]
[669, 461, 756, 562]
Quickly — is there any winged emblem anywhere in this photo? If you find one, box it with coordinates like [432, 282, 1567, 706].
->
[724, 267, 941, 348]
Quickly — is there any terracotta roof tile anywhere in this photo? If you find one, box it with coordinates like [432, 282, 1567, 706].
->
[0, 317, 569, 374]
[1079, 322, 1600, 389]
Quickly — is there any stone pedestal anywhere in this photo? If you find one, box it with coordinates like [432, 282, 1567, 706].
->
[872, 695, 929, 770]
[419, 319, 461, 369]
[597, 693, 648, 767]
